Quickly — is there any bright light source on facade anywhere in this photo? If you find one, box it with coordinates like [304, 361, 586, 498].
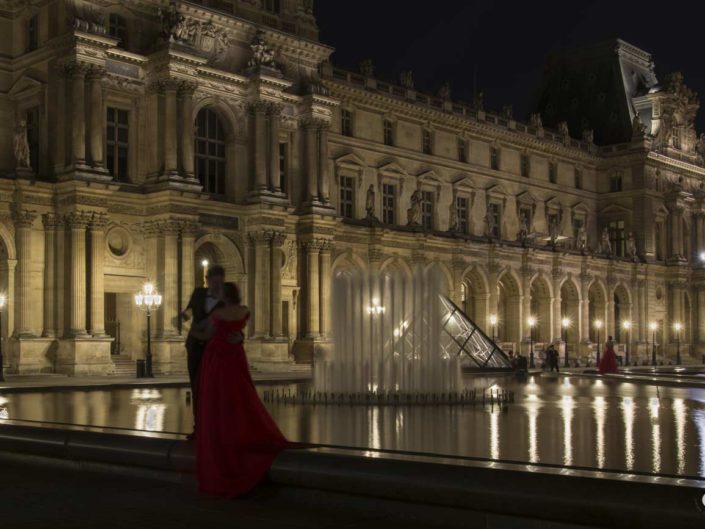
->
[0, 294, 5, 310]
[561, 317, 570, 328]
[622, 320, 631, 330]
[201, 259, 209, 268]
[674, 322, 683, 332]
[649, 321, 658, 331]
[489, 314, 498, 326]
[527, 316, 537, 328]
[594, 319, 603, 329]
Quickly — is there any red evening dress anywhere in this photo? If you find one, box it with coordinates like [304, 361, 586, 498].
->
[598, 342, 619, 374]
[196, 313, 290, 496]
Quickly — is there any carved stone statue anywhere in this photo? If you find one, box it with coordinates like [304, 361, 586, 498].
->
[159, 2, 188, 42]
[631, 113, 647, 140]
[485, 208, 497, 239]
[600, 227, 612, 255]
[448, 198, 458, 232]
[502, 105, 513, 120]
[438, 82, 451, 101]
[400, 70, 414, 89]
[530, 113, 543, 129]
[473, 91, 484, 111]
[517, 212, 529, 242]
[626, 231, 637, 260]
[406, 189, 421, 226]
[365, 184, 377, 220]
[582, 129, 594, 144]
[360, 59, 374, 78]
[696, 133, 705, 164]
[577, 226, 588, 252]
[558, 121, 570, 140]
[548, 217, 559, 246]
[13, 120, 31, 169]
[248, 31, 277, 70]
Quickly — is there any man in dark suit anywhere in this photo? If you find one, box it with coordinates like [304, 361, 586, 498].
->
[181, 265, 242, 439]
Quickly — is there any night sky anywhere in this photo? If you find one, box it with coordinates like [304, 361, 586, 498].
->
[316, 0, 705, 132]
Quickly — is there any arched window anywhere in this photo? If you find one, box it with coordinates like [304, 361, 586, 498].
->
[195, 108, 226, 195]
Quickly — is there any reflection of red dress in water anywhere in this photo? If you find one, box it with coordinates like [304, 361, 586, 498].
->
[196, 314, 290, 496]
[598, 341, 619, 374]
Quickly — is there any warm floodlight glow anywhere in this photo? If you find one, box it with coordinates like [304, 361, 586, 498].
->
[201, 259, 209, 268]
[650, 321, 658, 331]
[489, 314, 498, 326]
[0, 294, 5, 310]
[674, 322, 683, 332]
[527, 316, 537, 328]
[594, 319, 603, 329]
[561, 318, 571, 328]
[622, 320, 631, 330]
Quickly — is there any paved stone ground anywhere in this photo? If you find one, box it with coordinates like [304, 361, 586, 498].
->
[0, 459, 454, 529]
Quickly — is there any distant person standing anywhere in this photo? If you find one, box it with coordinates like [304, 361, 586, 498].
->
[598, 336, 619, 374]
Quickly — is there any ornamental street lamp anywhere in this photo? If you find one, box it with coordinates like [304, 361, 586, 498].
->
[674, 322, 683, 365]
[623, 320, 631, 366]
[527, 316, 537, 368]
[0, 294, 5, 382]
[650, 321, 658, 366]
[594, 319, 603, 366]
[489, 314, 498, 343]
[135, 283, 162, 378]
[201, 259, 209, 288]
[561, 317, 571, 367]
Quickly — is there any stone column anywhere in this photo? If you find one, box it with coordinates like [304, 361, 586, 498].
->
[304, 240, 321, 338]
[162, 81, 179, 178]
[639, 281, 648, 343]
[253, 103, 268, 193]
[66, 212, 91, 337]
[89, 213, 108, 336]
[305, 121, 319, 203]
[67, 63, 87, 167]
[87, 67, 105, 169]
[552, 272, 562, 342]
[487, 266, 499, 321]
[250, 231, 271, 338]
[180, 82, 196, 180]
[268, 104, 282, 193]
[42, 213, 59, 337]
[698, 288, 705, 345]
[521, 270, 532, 341]
[579, 275, 590, 343]
[13, 209, 36, 337]
[180, 222, 197, 328]
[270, 232, 286, 337]
[318, 124, 330, 203]
[55, 218, 66, 336]
[319, 240, 333, 339]
[160, 221, 180, 337]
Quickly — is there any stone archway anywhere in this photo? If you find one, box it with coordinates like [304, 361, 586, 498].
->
[530, 275, 552, 343]
[560, 279, 580, 349]
[0, 223, 15, 344]
[193, 234, 245, 298]
[497, 270, 521, 345]
[588, 280, 608, 343]
[613, 284, 632, 343]
[462, 266, 489, 335]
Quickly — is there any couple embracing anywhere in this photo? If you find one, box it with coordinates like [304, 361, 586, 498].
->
[181, 265, 291, 496]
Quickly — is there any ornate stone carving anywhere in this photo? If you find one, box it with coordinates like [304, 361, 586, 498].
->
[64, 211, 92, 229]
[406, 189, 421, 226]
[577, 225, 588, 253]
[582, 129, 594, 144]
[600, 227, 612, 255]
[282, 240, 297, 279]
[438, 82, 451, 101]
[359, 59, 374, 78]
[631, 113, 646, 140]
[529, 113, 543, 129]
[557, 121, 570, 143]
[90, 212, 109, 230]
[42, 213, 60, 229]
[626, 231, 637, 260]
[13, 120, 31, 169]
[68, 1, 106, 36]
[248, 30, 278, 70]
[365, 184, 377, 221]
[12, 208, 36, 228]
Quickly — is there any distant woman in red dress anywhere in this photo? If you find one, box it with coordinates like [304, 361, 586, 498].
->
[192, 282, 290, 496]
[598, 336, 619, 374]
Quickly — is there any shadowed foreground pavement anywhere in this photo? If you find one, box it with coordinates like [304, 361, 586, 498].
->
[0, 460, 450, 529]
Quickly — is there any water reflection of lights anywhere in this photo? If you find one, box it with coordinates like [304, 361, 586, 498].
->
[526, 398, 540, 463]
[0, 407, 8, 419]
[621, 397, 635, 471]
[561, 395, 574, 466]
[368, 407, 380, 449]
[490, 409, 499, 460]
[132, 389, 165, 432]
[673, 398, 686, 475]
[650, 397, 660, 474]
[594, 397, 605, 468]
[695, 409, 705, 476]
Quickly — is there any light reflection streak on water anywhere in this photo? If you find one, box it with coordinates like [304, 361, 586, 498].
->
[621, 397, 635, 471]
[561, 395, 573, 466]
[650, 397, 660, 474]
[526, 394, 539, 463]
[132, 389, 165, 432]
[368, 406, 380, 449]
[594, 396, 605, 468]
[695, 409, 705, 476]
[490, 409, 499, 460]
[673, 398, 686, 475]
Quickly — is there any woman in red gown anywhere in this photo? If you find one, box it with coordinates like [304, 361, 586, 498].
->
[598, 336, 619, 374]
[193, 282, 290, 497]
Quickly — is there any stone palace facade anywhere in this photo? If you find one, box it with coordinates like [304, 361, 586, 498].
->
[1, 0, 704, 375]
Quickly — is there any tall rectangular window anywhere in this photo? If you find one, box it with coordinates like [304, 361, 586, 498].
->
[382, 183, 396, 225]
[108, 14, 128, 48]
[279, 142, 288, 195]
[548, 161, 557, 184]
[456, 196, 469, 234]
[609, 219, 626, 257]
[574, 167, 583, 189]
[520, 154, 530, 177]
[339, 175, 354, 218]
[383, 119, 393, 146]
[341, 109, 353, 137]
[25, 107, 40, 173]
[457, 137, 467, 163]
[655, 222, 663, 260]
[422, 129, 432, 155]
[610, 170, 623, 192]
[27, 14, 38, 52]
[106, 107, 129, 182]
[264, 0, 281, 13]
[490, 146, 499, 170]
[488, 202, 501, 238]
[421, 190, 434, 229]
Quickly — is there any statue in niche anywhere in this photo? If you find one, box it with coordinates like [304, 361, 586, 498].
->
[484, 208, 497, 239]
[577, 225, 588, 252]
[248, 31, 277, 70]
[448, 197, 458, 232]
[159, 2, 189, 42]
[600, 227, 612, 255]
[13, 120, 31, 169]
[365, 184, 378, 221]
[696, 133, 705, 164]
[400, 70, 414, 89]
[631, 112, 647, 140]
[517, 212, 529, 242]
[406, 189, 421, 226]
[626, 232, 637, 260]
[359, 59, 374, 78]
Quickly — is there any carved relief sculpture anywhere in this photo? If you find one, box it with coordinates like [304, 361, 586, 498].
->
[365, 184, 378, 221]
[406, 189, 421, 226]
[600, 227, 612, 255]
[248, 30, 278, 70]
[13, 119, 31, 169]
[518, 212, 529, 243]
[626, 231, 637, 260]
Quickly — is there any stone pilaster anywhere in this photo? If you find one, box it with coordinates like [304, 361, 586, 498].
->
[162, 80, 180, 179]
[251, 102, 268, 194]
[319, 240, 333, 339]
[270, 231, 286, 337]
[160, 220, 181, 338]
[249, 230, 273, 338]
[268, 104, 282, 193]
[579, 273, 591, 344]
[66, 63, 87, 168]
[179, 82, 197, 181]
[552, 269, 562, 343]
[87, 66, 106, 171]
[65, 211, 91, 337]
[89, 213, 108, 336]
[318, 124, 330, 204]
[42, 213, 59, 337]
[12, 209, 36, 337]
[304, 120, 319, 204]
[180, 222, 197, 333]
[303, 239, 322, 338]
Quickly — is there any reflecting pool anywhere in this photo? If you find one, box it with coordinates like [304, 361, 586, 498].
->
[1, 374, 704, 479]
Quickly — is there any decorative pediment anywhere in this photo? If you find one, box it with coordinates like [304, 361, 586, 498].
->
[417, 169, 443, 185]
[377, 161, 407, 179]
[653, 204, 670, 218]
[516, 190, 540, 205]
[8, 74, 43, 101]
[599, 203, 632, 216]
[335, 152, 366, 174]
[544, 196, 563, 212]
[486, 184, 508, 201]
[571, 201, 590, 216]
[451, 174, 474, 191]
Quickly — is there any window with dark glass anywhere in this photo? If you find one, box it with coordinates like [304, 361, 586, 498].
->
[25, 107, 40, 174]
[422, 129, 432, 155]
[610, 170, 623, 192]
[339, 175, 354, 218]
[382, 183, 396, 225]
[490, 146, 499, 170]
[279, 142, 288, 195]
[108, 14, 128, 47]
[608, 219, 626, 257]
[263, 0, 281, 13]
[456, 196, 469, 234]
[421, 190, 434, 229]
[655, 222, 663, 260]
[457, 137, 467, 163]
[488, 202, 501, 238]
[27, 14, 38, 52]
[383, 119, 394, 146]
[106, 107, 129, 182]
[549, 162, 557, 184]
[341, 109, 353, 137]
[195, 108, 226, 194]
[574, 167, 582, 189]
[520, 154, 530, 177]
